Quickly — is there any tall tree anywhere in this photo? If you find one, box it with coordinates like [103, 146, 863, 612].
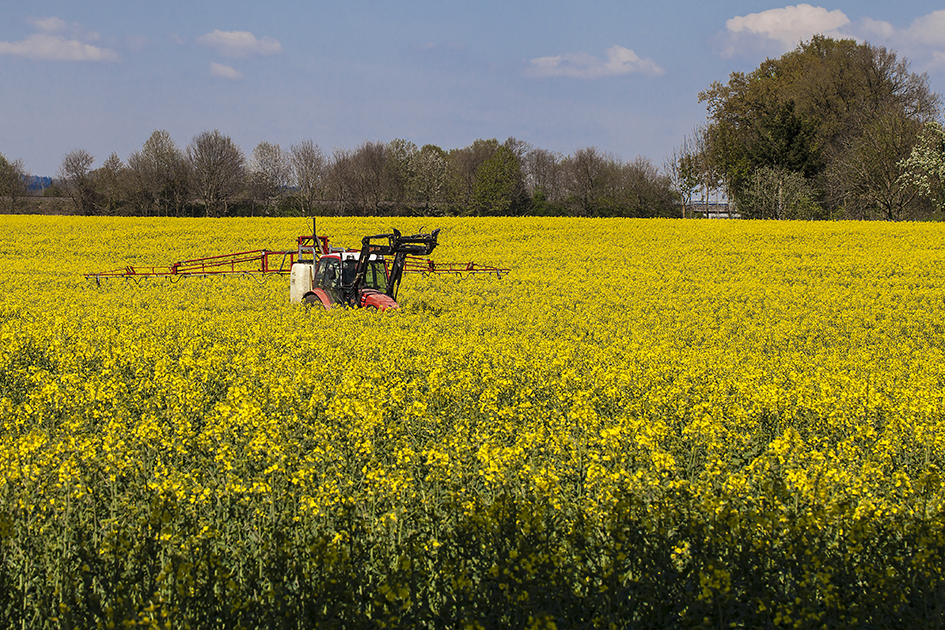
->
[448, 139, 500, 207]
[740, 166, 819, 220]
[410, 144, 450, 211]
[522, 147, 564, 202]
[618, 156, 679, 218]
[0, 154, 29, 213]
[328, 148, 355, 215]
[290, 139, 327, 216]
[326, 141, 389, 214]
[472, 144, 528, 216]
[561, 147, 614, 216]
[385, 138, 419, 207]
[665, 133, 701, 218]
[349, 141, 389, 213]
[248, 141, 289, 215]
[58, 148, 98, 215]
[128, 130, 190, 216]
[699, 36, 940, 218]
[187, 130, 245, 217]
[95, 152, 126, 214]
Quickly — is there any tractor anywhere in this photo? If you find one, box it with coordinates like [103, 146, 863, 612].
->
[291, 228, 440, 311]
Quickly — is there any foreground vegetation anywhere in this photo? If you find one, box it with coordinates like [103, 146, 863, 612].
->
[2, 216, 945, 628]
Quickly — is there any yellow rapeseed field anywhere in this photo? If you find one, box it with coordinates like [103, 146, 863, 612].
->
[2, 216, 945, 628]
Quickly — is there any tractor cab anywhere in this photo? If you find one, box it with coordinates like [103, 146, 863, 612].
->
[309, 252, 389, 307]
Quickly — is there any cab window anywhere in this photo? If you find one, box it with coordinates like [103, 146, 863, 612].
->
[314, 258, 341, 288]
[338, 258, 387, 291]
[365, 261, 388, 292]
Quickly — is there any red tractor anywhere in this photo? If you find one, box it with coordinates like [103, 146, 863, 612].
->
[292, 228, 440, 311]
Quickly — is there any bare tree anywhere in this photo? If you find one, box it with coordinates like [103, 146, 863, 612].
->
[665, 131, 703, 218]
[386, 138, 418, 207]
[561, 147, 615, 216]
[248, 141, 289, 215]
[0, 154, 29, 213]
[328, 141, 388, 214]
[289, 139, 327, 215]
[351, 141, 389, 213]
[411, 144, 450, 211]
[95, 152, 126, 214]
[128, 130, 190, 216]
[618, 156, 679, 217]
[327, 147, 355, 215]
[187, 130, 245, 217]
[58, 148, 98, 215]
[826, 109, 922, 220]
[522, 147, 564, 201]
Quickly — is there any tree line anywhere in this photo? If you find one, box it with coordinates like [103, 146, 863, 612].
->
[5, 132, 679, 219]
[4, 36, 945, 220]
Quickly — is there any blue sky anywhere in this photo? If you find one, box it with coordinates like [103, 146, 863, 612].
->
[3, 1, 945, 176]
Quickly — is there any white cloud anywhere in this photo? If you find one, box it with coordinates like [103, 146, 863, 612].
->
[0, 33, 118, 62]
[933, 52, 945, 69]
[196, 30, 282, 57]
[0, 16, 118, 61]
[858, 17, 895, 40]
[210, 62, 242, 79]
[717, 4, 853, 57]
[29, 16, 106, 42]
[904, 10, 945, 47]
[527, 45, 663, 79]
[31, 17, 68, 33]
[726, 4, 850, 46]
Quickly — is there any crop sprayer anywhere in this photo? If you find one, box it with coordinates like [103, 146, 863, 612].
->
[84, 220, 510, 311]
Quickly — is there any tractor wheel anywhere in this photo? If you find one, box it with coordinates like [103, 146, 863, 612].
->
[303, 292, 321, 307]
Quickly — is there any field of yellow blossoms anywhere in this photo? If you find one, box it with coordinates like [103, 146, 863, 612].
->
[2, 215, 945, 628]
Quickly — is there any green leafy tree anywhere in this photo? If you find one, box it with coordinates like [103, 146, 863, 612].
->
[472, 144, 528, 215]
[448, 139, 500, 208]
[700, 36, 940, 218]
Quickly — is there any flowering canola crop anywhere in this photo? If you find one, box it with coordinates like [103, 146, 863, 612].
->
[2, 216, 945, 628]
